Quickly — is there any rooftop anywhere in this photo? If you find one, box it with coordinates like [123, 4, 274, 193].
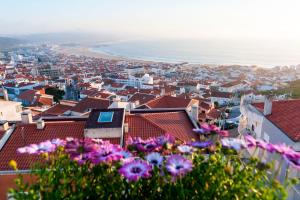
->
[144, 95, 197, 109]
[85, 108, 125, 129]
[253, 99, 300, 142]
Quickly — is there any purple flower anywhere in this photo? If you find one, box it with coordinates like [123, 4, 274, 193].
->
[119, 160, 152, 181]
[192, 128, 207, 134]
[177, 145, 194, 154]
[90, 144, 123, 164]
[136, 142, 159, 152]
[166, 155, 193, 177]
[146, 152, 163, 167]
[244, 135, 257, 148]
[221, 138, 247, 150]
[155, 134, 175, 145]
[127, 137, 160, 152]
[65, 138, 99, 163]
[256, 140, 272, 152]
[190, 141, 213, 148]
[283, 155, 300, 171]
[194, 124, 228, 137]
[271, 144, 294, 155]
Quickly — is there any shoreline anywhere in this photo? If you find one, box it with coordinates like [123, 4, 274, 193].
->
[54, 46, 158, 64]
[53, 45, 297, 68]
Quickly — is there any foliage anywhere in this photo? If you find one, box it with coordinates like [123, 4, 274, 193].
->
[45, 87, 65, 103]
[260, 79, 300, 99]
[9, 131, 299, 200]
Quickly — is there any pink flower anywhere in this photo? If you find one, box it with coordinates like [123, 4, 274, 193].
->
[17, 140, 56, 155]
[244, 135, 257, 148]
[166, 155, 193, 177]
[218, 130, 230, 137]
[89, 144, 123, 164]
[119, 160, 152, 182]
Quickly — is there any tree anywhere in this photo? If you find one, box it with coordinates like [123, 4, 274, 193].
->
[45, 87, 65, 103]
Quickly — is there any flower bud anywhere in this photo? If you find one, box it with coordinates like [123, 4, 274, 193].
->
[9, 160, 18, 170]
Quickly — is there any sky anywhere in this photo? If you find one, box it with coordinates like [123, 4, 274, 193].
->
[1, 0, 300, 40]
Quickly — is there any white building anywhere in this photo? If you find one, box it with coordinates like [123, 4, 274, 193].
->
[239, 97, 300, 199]
[0, 100, 22, 122]
[114, 74, 153, 89]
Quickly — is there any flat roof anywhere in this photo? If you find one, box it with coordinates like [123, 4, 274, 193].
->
[85, 108, 124, 129]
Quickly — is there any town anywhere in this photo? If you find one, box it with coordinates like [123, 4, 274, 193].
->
[0, 44, 300, 199]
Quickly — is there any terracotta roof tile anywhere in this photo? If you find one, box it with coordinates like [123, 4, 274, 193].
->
[146, 96, 195, 108]
[41, 104, 73, 116]
[0, 121, 86, 170]
[253, 99, 300, 142]
[125, 111, 198, 144]
[71, 97, 110, 113]
[128, 93, 156, 105]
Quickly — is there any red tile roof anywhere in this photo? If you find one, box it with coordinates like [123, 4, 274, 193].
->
[0, 121, 122, 171]
[145, 96, 197, 109]
[71, 97, 110, 113]
[17, 90, 37, 102]
[125, 115, 165, 142]
[211, 91, 233, 98]
[37, 96, 53, 106]
[41, 104, 73, 116]
[125, 111, 198, 144]
[207, 108, 221, 119]
[128, 93, 156, 105]
[200, 102, 211, 110]
[0, 130, 5, 139]
[0, 121, 86, 170]
[253, 99, 300, 142]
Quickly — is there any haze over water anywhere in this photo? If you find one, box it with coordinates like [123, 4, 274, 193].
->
[92, 39, 300, 68]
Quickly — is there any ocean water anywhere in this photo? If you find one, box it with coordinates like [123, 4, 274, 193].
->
[91, 39, 300, 68]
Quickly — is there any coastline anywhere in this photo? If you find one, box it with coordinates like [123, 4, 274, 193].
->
[54, 46, 157, 64]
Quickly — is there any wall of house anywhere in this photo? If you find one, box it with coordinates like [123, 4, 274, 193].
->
[0, 101, 22, 121]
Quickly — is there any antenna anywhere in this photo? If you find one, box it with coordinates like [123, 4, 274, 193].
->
[21, 127, 26, 145]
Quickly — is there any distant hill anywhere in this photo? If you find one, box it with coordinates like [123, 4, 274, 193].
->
[0, 37, 24, 49]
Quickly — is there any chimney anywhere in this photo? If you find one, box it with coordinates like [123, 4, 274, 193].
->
[191, 104, 199, 122]
[130, 102, 136, 110]
[36, 119, 45, 130]
[21, 110, 33, 124]
[3, 89, 9, 101]
[263, 96, 272, 116]
[160, 87, 165, 96]
[124, 123, 129, 133]
[0, 120, 9, 131]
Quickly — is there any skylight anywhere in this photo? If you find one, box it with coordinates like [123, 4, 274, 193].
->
[97, 112, 114, 123]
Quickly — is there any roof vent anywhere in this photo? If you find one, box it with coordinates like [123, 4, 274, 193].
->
[97, 112, 114, 123]
[124, 123, 129, 133]
[21, 110, 33, 124]
[37, 119, 45, 130]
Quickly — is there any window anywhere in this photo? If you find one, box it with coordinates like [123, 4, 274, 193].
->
[97, 112, 114, 123]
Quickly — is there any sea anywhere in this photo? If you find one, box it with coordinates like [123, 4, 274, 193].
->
[91, 39, 300, 68]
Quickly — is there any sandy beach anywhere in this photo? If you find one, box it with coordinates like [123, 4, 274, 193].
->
[54, 46, 157, 64]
